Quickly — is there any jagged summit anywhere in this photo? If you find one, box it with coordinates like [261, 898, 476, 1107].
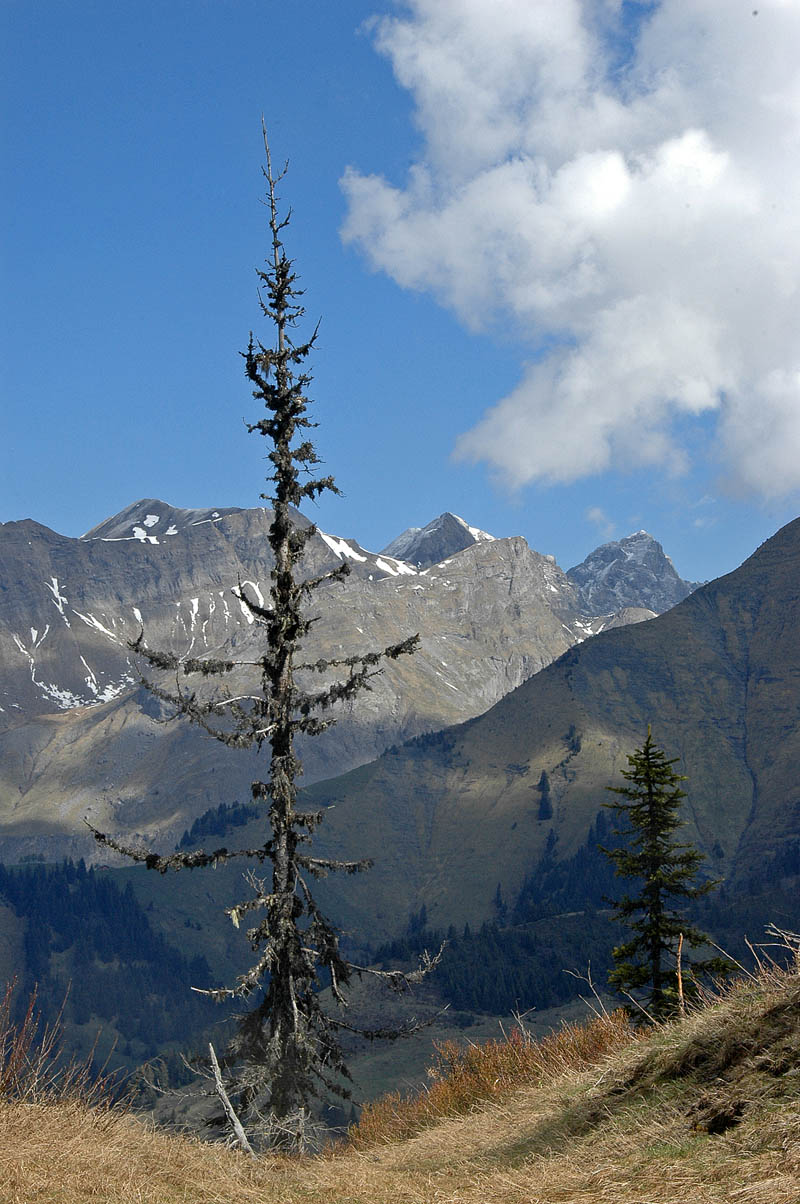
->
[381, 512, 495, 569]
[567, 530, 700, 616]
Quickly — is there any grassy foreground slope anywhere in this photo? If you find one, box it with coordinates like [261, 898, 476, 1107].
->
[2, 958, 800, 1203]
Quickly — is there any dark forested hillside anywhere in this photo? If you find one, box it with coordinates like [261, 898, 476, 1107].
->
[0, 860, 221, 1062]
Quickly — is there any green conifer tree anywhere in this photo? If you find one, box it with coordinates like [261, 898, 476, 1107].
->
[601, 726, 729, 1021]
[536, 769, 553, 821]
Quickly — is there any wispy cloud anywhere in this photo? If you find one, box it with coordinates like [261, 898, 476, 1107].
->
[586, 505, 616, 539]
[342, 0, 800, 499]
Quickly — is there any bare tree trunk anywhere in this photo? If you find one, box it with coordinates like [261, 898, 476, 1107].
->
[208, 1043, 256, 1158]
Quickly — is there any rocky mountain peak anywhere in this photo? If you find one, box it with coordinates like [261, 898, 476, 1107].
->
[567, 530, 700, 616]
[81, 499, 250, 543]
[381, 512, 495, 568]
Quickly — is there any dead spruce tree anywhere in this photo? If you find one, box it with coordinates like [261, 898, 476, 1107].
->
[88, 127, 429, 1150]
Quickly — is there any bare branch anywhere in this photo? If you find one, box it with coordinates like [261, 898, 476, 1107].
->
[129, 631, 237, 677]
[327, 1007, 448, 1042]
[348, 943, 447, 992]
[294, 634, 420, 713]
[296, 854, 373, 878]
[300, 562, 350, 594]
[84, 820, 269, 873]
[233, 580, 272, 623]
[208, 1043, 256, 1158]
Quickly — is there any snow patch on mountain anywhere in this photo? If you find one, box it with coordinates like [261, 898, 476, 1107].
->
[73, 612, 120, 642]
[374, 556, 417, 577]
[132, 527, 159, 544]
[46, 578, 71, 627]
[319, 532, 368, 563]
[11, 630, 135, 709]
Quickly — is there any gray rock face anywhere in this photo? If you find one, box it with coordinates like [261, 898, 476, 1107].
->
[381, 512, 495, 568]
[0, 502, 415, 732]
[567, 530, 700, 615]
[0, 501, 685, 860]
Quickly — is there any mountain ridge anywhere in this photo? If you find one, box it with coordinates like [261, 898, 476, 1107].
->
[0, 498, 698, 865]
[287, 515, 800, 941]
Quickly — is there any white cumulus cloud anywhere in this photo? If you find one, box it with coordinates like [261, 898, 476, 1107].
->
[342, 0, 800, 497]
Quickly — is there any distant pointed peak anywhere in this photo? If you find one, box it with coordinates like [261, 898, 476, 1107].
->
[381, 512, 495, 568]
[567, 531, 696, 616]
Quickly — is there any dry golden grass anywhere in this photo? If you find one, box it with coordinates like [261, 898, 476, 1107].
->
[2, 959, 800, 1203]
[347, 1007, 636, 1148]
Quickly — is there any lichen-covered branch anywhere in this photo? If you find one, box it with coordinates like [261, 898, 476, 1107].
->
[84, 820, 269, 872]
[87, 124, 423, 1150]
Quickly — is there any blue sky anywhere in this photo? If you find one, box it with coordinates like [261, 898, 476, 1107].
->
[3, 1, 799, 583]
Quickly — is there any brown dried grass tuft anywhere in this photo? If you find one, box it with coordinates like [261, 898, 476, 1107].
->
[0, 978, 120, 1110]
[347, 1006, 635, 1148]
